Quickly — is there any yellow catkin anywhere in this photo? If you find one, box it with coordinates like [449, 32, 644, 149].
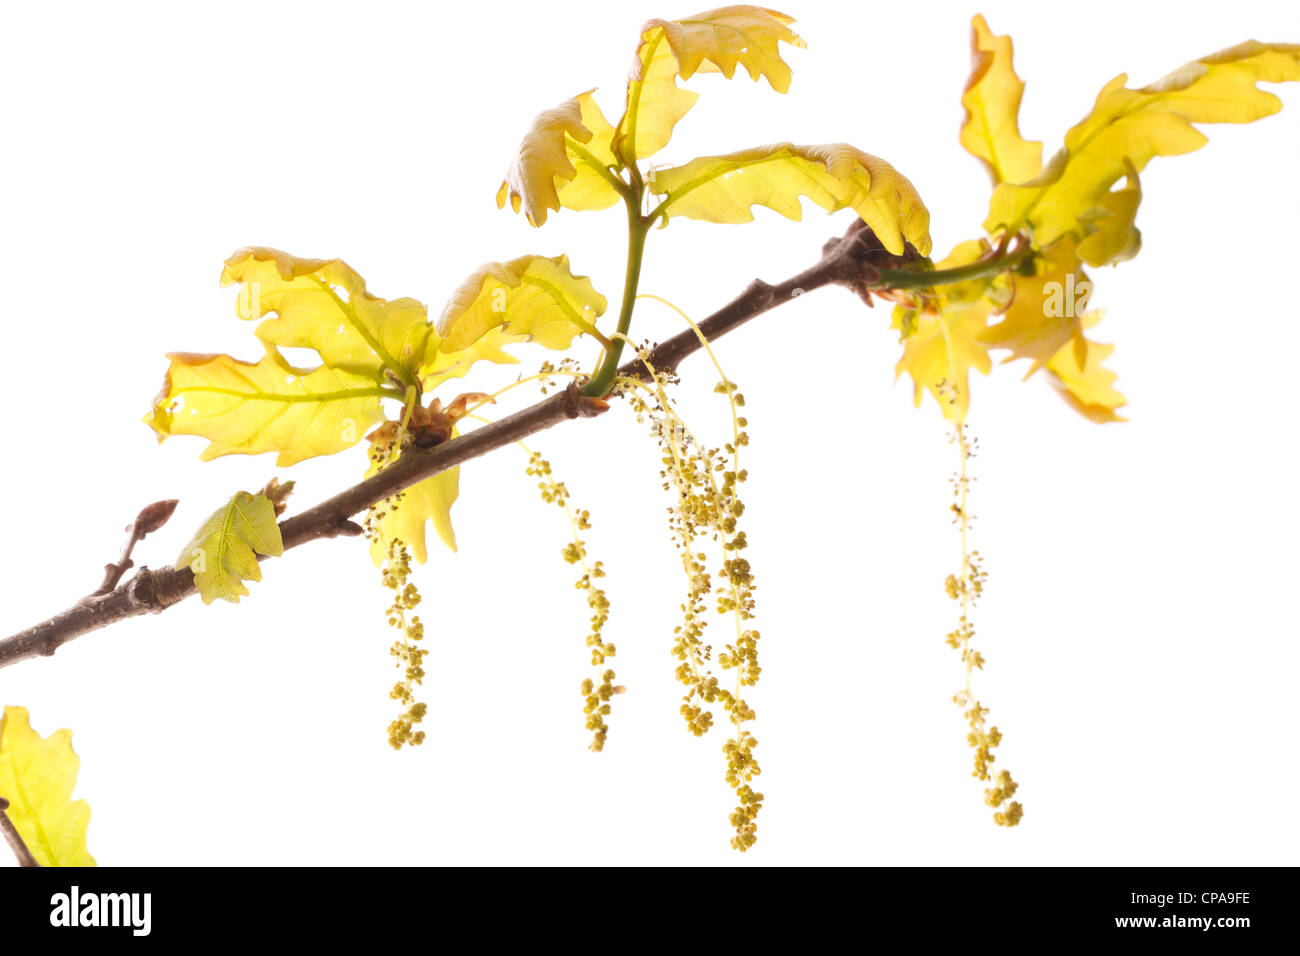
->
[522, 445, 622, 752]
[364, 395, 429, 750]
[946, 416, 1022, 826]
[614, 323, 763, 852]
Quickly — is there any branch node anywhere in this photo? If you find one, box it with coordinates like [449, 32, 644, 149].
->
[824, 217, 926, 304]
[563, 382, 610, 419]
[129, 566, 192, 613]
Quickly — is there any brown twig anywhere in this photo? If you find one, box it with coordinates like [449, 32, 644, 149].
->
[0, 797, 41, 867]
[0, 221, 913, 670]
[89, 499, 179, 598]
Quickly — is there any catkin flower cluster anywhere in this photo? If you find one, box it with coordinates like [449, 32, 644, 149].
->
[364, 439, 428, 750]
[619, 360, 764, 851]
[380, 536, 427, 749]
[525, 449, 623, 752]
[947, 422, 1022, 826]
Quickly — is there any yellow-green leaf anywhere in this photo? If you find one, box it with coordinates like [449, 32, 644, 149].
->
[436, 254, 607, 353]
[1075, 161, 1142, 267]
[175, 492, 285, 604]
[222, 247, 435, 386]
[0, 706, 95, 867]
[980, 238, 1091, 374]
[896, 310, 992, 425]
[649, 143, 932, 256]
[366, 446, 459, 565]
[497, 91, 624, 227]
[420, 327, 522, 392]
[986, 41, 1300, 249]
[960, 15, 1042, 186]
[614, 5, 805, 166]
[893, 240, 1001, 423]
[1044, 318, 1127, 423]
[145, 345, 390, 466]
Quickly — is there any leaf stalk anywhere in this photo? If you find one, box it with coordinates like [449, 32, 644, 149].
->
[583, 188, 651, 397]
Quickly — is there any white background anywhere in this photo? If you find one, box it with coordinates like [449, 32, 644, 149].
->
[2, 0, 1297, 866]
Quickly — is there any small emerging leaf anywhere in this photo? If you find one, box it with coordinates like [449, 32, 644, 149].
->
[497, 91, 624, 227]
[437, 254, 607, 353]
[649, 143, 932, 256]
[0, 706, 95, 867]
[176, 492, 284, 604]
[615, 6, 805, 166]
[960, 15, 1042, 186]
[1075, 161, 1142, 267]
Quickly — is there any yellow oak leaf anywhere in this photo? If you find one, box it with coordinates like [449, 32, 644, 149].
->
[420, 327, 522, 392]
[960, 15, 1042, 186]
[986, 41, 1300, 252]
[436, 254, 607, 353]
[222, 247, 434, 388]
[1045, 315, 1127, 423]
[0, 707, 95, 867]
[648, 142, 932, 256]
[145, 344, 391, 465]
[896, 310, 992, 425]
[614, 5, 805, 165]
[175, 492, 284, 604]
[365, 445, 459, 565]
[497, 91, 624, 227]
[893, 240, 1001, 423]
[149, 250, 520, 465]
[981, 238, 1091, 374]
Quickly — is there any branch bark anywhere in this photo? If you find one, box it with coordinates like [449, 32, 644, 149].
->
[0, 798, 41, 867]
[0, 221, 902, 670]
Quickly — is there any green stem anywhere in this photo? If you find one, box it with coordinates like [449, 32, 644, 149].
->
[872, 243, 1032, 291]
[583, 191, 650, 397]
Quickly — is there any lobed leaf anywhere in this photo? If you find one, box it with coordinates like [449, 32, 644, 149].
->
[614, 5, 804, 165]
[0, 707, 95, 867]
[985, 41, 1300, 256]
[980, 238, 1091, 374]
[1075, 161, 1142, 267]
[497, 92, 624, 227]
[175, 492, 284, 604]
[150, 249, 520, 465]
[366, 448, 459, 565]
[960, 15, 1042, 186]
[145, 345, 390, 466]
[436, 254, 607, 353]
[222, 247, 435, 386]
[1044, 316, 1127, 423]
[893, 240, 1002, 423]
[648, 142, 932, 256]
